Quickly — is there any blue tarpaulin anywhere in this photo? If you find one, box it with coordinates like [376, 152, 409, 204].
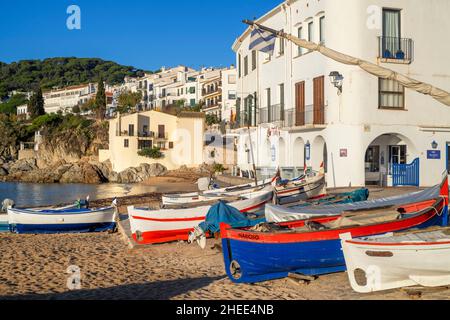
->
[199, 201, 265, 234]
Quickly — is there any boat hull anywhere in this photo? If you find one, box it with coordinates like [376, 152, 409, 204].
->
[274, 175, 326, 201]
[220, 199, 446, 283]
[342, 229, 450, 293]
[7, 207, 117, 234]
[129, 187, 274, 245]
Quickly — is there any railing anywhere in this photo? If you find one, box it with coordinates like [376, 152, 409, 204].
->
[258, 104, 285, 125]
[378, 36, 414, 62]
[155, 132, 169, 140]
[281, 105, 327, 127]
[138, 131, 155, 138]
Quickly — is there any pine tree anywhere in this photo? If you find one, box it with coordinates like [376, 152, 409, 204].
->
[95, 78, 106, 120]
[28, 87, 45, 118]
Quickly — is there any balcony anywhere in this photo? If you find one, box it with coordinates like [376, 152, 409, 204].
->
[258, 104, 285, 125]
[378, 36, 414, 64]
[138, 131, 155, 138]
[283, 105, 327, 128]
[155, 132, 169, 140]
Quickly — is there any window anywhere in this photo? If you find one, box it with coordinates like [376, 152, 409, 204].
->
[124, 139, 129, 148]
[228, 90, 237, 100]
[297, 27, 303, 56]
[251, 50, 257, 71]
[389, 145, 407, 174]
[169, 142, 174, 149]
[308, 21, 314, 46]
[319, 16, 325, 44]
[382, 9, 401, 59]
[138, 140, 152, 150]
[279, 83, 285, 107]
[278, 30, 285, 55]
[189, 87, 195, 94]
[447, 143, 450, 174]
[128, 124, 134, 137]
[244, 56, 249, 76]
[238, 54, 242, 78]
[379, 78, 405, 109]
[190, 99, 196, 106]
[228, 74, 236, 84]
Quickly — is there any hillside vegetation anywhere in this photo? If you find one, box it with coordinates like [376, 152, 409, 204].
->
[0, 57, 147, 99]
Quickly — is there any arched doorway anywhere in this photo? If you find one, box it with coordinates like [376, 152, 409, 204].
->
[293, 137, 305, 168]
[364, 133, 417, 186]
[312, 136, 327, 173]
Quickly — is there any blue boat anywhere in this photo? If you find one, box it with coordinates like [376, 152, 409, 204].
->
[219, 177, 449, 283]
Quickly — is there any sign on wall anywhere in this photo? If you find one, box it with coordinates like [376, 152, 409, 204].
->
[427, 150, 441, 160]
[340, 149, 348, 157]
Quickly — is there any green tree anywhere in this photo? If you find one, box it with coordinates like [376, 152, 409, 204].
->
[205, 114, 220, 126]
[137, 147, 164, 159]
[28, 87, 45, 118]
[95, 79, 106, 120]
[72, 105, 81, 114]
[0, 94, 28, 115]
[80, 98, 96, 113]
[117, 91, 142, 113]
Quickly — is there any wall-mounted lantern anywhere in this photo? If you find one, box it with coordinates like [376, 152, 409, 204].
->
[432, 141, 438, 149]
[305, 140, 311, 161]
[329, 71, 344, 94]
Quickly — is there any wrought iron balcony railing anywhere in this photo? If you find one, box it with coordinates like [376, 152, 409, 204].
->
[378, 36, 414, 63]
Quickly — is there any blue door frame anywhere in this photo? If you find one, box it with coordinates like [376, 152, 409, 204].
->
[392, 158, 420, 187]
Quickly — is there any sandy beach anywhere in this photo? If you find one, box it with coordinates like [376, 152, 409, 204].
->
[1, 184, 450, 300]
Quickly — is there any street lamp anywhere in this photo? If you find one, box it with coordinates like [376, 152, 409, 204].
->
[329, 71, 344, 94]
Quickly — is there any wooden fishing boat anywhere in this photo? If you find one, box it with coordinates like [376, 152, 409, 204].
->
[274, 173, 326, 203]
[341, 226, 450, 293]
[128, 185, 274, 245]
[219, 177, 448, 284]
[161, 175, 280, 205]
[266, 177, 445, 223]
[7, 205, 117, 234]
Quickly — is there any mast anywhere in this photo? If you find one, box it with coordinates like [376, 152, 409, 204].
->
[243, 20, 450, 107]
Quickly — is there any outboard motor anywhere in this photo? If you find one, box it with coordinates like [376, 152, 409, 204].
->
[1, 199, 15, 212]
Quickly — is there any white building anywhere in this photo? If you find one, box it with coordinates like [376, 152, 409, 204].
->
[43, 83, 97, 114]
[233, 0, 450, 187]
[16, 104, 29, 119]
[221, 67, 238, 123]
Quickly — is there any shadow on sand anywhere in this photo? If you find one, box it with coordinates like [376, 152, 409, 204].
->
[0, 275, 225, 300]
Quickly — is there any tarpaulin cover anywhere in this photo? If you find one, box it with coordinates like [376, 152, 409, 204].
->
[199, 201, 265, 234]
[266, 184, 441, 223]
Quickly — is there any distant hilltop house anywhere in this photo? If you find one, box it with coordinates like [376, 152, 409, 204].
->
[99, 110, 206, 172]
[43, 83, 97, 114]
[16, 104, 29, 120]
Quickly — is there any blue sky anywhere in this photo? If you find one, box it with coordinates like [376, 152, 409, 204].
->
[0, 0, 282, 71]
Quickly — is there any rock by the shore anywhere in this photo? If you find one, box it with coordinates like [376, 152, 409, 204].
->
[8, 158, 38, 175]
[115, 163, 167, 184]
[0, 167, 8, 176]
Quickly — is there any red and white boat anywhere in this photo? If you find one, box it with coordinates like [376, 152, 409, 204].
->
[128, 185, 274, 245]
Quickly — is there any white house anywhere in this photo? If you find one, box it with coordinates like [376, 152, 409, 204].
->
[43, 83, 97, 114]
[232, 0, 450, 187]
[16, 104, 29, 119]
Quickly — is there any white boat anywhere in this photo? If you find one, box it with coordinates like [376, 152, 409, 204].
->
[274, 173, 326, 201]
[128, 185, 274, 245]
[0, 214, 8, 232]
[161, 175, 278, 205]
[341, 227, 450, 293]
[8, 205, 118, 234]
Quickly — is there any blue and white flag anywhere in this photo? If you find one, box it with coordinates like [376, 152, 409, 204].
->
[249, 27, 276, 55]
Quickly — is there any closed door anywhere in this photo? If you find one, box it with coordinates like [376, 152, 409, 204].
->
[295, 81, 305, 126]
[313, 76, 325, 125]
[158, 125, 165, 138]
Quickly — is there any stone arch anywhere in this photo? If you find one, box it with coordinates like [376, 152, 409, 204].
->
[311, 135, 327, 172]
[364, 132, 418, 186]
[293, 137, 305, 168]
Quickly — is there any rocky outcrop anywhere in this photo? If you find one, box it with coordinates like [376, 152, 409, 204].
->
[113, 163, 168, 184]
[0, 159, 167, 184]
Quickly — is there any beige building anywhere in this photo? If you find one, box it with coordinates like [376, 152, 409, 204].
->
[99, 110, 205, 172]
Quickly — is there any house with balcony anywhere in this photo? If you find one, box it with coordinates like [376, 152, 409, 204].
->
[232, 0, 450, 188]
[99, 110, 205, 172]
